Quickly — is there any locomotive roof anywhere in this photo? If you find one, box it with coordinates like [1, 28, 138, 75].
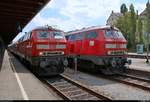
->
[32, 26, 63, 32]
[66, 25, 119, 35]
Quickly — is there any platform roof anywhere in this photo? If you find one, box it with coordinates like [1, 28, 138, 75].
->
[0, 0, 50, 45]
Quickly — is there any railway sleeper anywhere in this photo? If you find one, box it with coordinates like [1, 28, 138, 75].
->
[70, 93, 94, 100]
[65, 89, 83, 96]
[60, 86, 78, 92]
[55, 84, 73, 89]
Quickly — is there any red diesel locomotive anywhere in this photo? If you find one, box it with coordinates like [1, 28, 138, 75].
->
[8, 26, 68, 76]
[66, 25, 131, 74]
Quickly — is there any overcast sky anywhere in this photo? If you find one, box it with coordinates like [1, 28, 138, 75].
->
[13, 0, 148, 42]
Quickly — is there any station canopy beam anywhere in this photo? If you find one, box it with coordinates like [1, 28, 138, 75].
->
[0, 0, 50, 45]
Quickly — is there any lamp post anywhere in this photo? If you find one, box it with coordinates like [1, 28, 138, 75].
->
[146, 33, 149, 63]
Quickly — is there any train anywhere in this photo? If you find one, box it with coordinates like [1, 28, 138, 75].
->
[8, 25, 131, 75]
[8, 26, 68, 76]
[65, 25, 131, 74]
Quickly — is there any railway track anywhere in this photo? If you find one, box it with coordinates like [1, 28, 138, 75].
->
[111, 74, 150, 92]
[71, 67, 150, 93]
[127, 69, 150, 79]
[42, 75, 112, 100]
[8, 52, 111, 100]
[96, 72, 150, 92]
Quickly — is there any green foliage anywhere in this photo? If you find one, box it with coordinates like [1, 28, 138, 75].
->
[146, 1, 150, 34]
[115, 3, 144, 50]
[129, 4, 136, 49]
[120, 3, 128, 15]
[137, 18, 143, 43]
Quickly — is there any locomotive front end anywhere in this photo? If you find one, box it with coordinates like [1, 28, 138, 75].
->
[33, 28, 68, 76]
[103, 27, 131, 73]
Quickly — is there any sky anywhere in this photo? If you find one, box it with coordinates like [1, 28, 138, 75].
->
[13, 0, 148, 42]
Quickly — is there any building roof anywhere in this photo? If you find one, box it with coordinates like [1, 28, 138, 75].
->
[106, 11, 123, 25]
[0, 0, 50, 44]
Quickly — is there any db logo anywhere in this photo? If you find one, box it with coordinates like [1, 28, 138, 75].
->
[89, 41, 94, 46]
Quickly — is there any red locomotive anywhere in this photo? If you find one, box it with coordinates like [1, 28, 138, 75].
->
[8, 26, 68, 76]
[66, 25, 131, 74]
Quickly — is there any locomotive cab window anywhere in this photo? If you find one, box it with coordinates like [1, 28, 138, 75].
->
[86, 32, 97, 39]
[105, 30, 125, 40]
[105, 30, 113, 38]
[68, 34, 76, 41]
[114, 31, 126, 40]
[53, 32, 64, 39]
[76, 33, 84, 40]
[37, 30, 49, 39]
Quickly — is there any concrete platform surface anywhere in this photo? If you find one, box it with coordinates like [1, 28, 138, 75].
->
[128, 52, 149, 56]
[0, 50, 59, 100]
[129, 58, 150, 72]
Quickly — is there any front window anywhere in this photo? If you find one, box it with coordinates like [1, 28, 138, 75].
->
[105, 30, 113, 38]
[105, 30, 125, 40]
[36, 30, 64, 39]
[53, 32, 64, 39]
[37, 31, 49, 39]
[116, 31, 126, 39]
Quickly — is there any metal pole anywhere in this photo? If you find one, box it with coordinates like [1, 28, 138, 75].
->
[146, 33, 149, 63]
[74, 57, 77, 74]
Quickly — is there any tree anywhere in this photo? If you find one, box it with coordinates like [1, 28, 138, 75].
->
[145, 0, 150, 63]
[115, 12, 132, 48]
[135, 10, 143, 44]
[137, 18, 143, 43]
[116, 3, 140, 50]
[129, 4, 136, 50]
[146, 0, 150, 34]
[120, 3, 128, 15]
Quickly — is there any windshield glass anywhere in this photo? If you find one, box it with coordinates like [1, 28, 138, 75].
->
[53, 32, 64, 39]
[105, 30, 125, 39]
[105, 30, 113, 38]
[36, 31, 64, 39]
[37, 30, 49, 39]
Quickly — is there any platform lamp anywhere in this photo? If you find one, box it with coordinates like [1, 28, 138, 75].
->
[146, 32, 149, 63]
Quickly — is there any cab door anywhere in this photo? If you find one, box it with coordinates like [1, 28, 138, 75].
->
[68, 34, 76, 55]
[84, 31, 98, 55]
[75, 33, 84, 55]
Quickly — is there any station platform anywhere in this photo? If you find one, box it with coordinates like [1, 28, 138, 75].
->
[128, 58, 150, 73]
[0, 50, 59, 100]
[128, 52, 149, 56]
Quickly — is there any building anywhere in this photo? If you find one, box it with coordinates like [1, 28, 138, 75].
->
[106, 11, 123, 26]
[107, 2, 149, 35]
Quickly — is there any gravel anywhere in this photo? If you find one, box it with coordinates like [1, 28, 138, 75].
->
[63, 68, 150, 100]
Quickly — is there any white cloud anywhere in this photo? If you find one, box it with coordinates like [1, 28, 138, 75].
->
[28, 0, 146, 32]
[134, 3, 146, 13]
[32, 13, 86, 31]
[32, 0, 123, 31]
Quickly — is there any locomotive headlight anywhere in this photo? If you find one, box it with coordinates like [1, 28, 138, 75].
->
[124, 51, 128, 54]
[61, 51, 64, 54]
[107, 51, 112, 55]
[39, 52, 44, 56]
